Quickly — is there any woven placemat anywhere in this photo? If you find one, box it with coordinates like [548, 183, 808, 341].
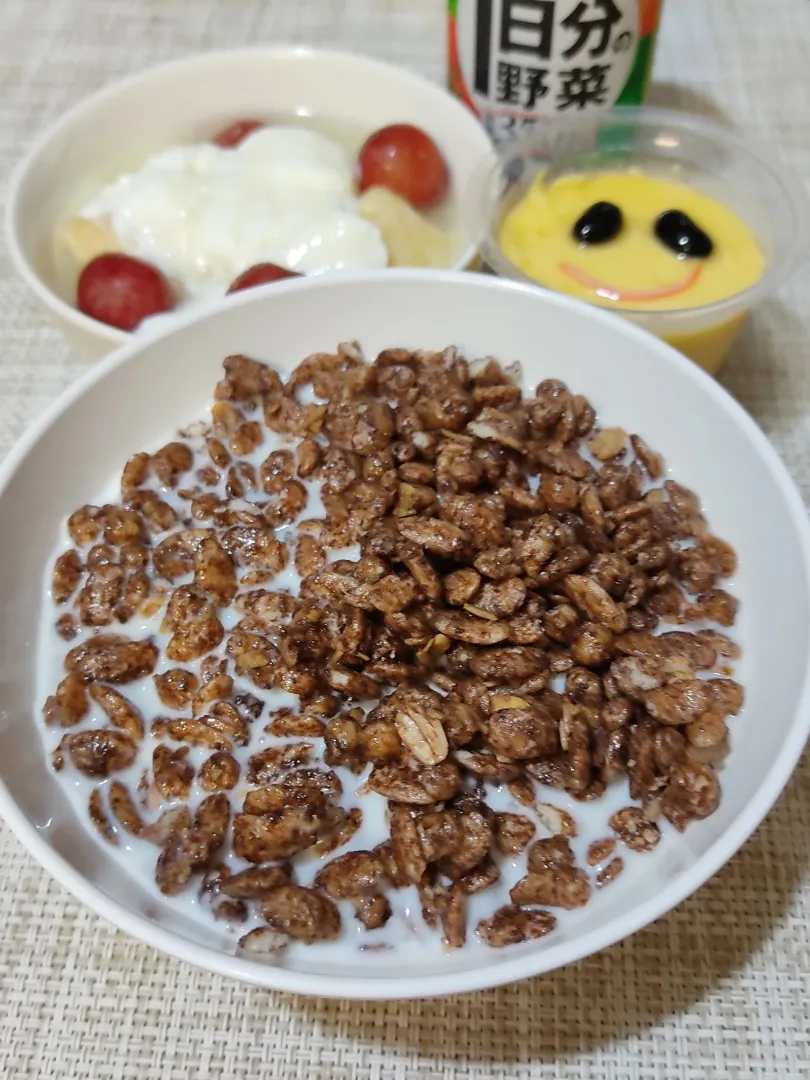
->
[2, 1, 810, 1075]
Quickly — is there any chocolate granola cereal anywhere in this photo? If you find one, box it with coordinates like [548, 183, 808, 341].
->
[39, 344, 743, 955]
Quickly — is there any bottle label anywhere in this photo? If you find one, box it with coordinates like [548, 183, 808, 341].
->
[449, 0, 662, 142]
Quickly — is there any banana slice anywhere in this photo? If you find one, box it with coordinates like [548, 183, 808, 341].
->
[357, 186, 454, 269]
[53, 215, 120, 269]
[51, 215, 122, 301]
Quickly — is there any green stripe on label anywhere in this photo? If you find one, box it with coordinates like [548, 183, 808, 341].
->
[616, 32, 655, 106]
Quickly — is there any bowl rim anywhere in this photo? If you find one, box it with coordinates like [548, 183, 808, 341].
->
[470, 105, 810, 325]
[4, 44, 492, 349]
[2, 267, 810, 999]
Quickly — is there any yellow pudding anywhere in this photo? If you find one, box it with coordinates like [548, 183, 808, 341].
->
[498, 170, 765, 372]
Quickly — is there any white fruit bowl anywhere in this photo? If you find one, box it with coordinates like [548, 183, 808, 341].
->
[1, 270, 809, 1000]
[5, 47, 492, 361]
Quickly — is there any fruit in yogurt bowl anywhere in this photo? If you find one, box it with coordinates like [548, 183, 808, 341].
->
[7, 48, 496, 360]
[78, 253, 175, 330]
[358, 123, 450, 210]
[212, 118, 266, 148]
[54, 118, 462, 331]
[227, 263, 301, 294]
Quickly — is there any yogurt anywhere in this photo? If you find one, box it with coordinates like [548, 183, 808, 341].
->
[82, 127, 388, 300]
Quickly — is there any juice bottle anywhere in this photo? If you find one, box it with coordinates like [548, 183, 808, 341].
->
[448, 0, 663, 142]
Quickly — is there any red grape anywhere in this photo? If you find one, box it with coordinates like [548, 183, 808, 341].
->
[358, 124, 450, 210]
[77, 253, 174, 331]
[212, 119, 265, 148]
[227, 263, 301, 294]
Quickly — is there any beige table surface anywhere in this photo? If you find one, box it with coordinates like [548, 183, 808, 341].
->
[2, 0, 810, 1076]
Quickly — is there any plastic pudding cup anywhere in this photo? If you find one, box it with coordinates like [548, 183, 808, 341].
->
[471, 107, 809, 374]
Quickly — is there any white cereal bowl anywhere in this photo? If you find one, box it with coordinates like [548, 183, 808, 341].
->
[1, 270, 809, 1000]
[5, 47, 492, 361]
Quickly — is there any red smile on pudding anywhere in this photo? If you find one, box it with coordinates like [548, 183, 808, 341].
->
[559, 261, 704, 303]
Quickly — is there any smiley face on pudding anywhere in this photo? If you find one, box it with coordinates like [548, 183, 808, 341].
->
[498, 170, 764, 312]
